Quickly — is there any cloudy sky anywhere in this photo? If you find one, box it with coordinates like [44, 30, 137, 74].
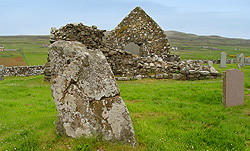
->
[1, 0, 250, 39]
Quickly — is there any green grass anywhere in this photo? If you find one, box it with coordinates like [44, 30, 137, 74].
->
[0, 36, 49, 65]
[1, 64, 250, 150]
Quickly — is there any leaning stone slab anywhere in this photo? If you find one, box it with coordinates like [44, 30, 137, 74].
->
[199, 71, 210, 76]
[209, 67, 220, 76]
[223, 69, 244, 107]
[49, 41, 136, 145]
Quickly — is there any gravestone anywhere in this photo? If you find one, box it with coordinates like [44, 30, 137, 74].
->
[124, 42, 140, 56]
[238, 53, 245, 68]
[0, 65, 4, 81]
[239, 53, 244, 64]
[208, 60, 213, 67]
[219, 52, 227, 68]
[245, 57, 250, 65]
[236, 54, 240, 63]
[49, 41, 136, 145]
[230, 59, 234, 64]
[223, 69, 244, 107]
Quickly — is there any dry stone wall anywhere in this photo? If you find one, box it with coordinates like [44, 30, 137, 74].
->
[3, 65, 44, 77]
[50, 23, 106, 49]
[101, 49, 221, 80]
[202, 59, 236, 64]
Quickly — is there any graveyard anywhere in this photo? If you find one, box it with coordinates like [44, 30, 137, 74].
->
[1, 7, 250, 151]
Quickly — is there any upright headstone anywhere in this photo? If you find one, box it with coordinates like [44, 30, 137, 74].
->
[49, 41, 136, 145]
[239, 53, 244, 65]
[245, 58, 250, 65]
[208, 60, 213, 67]
[230, 59, 234, 64]
[236, 54, 240, 63]
[238, 53, 245, 68]
[124, 42, 140, 56]
[0, 65, 4, 81]
[219, 52, 227, 68]
[223, 69, 244, 107]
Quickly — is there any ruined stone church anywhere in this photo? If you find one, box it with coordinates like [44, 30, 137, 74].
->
[105, 7, 171, 57]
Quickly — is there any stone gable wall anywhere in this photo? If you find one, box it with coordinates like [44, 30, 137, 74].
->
[105, 7, 171, 58]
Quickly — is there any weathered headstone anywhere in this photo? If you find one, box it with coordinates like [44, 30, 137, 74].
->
[124, 42, 140, 56]
[49, 41, 136, 145]
[230, 59, 234, 64]
[223, 69, 244, 107]
[208, 60, 213, 67]
[239, 53, 244, 64]
[238, 53, 245, 68]
[245, 57, 250, 65]
[219, 52, 227, 68]
[236, 54, 240, 63]
[0, 65, 4, 81]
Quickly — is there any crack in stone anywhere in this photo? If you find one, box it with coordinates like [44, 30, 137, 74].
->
[61, 79, 77, 103]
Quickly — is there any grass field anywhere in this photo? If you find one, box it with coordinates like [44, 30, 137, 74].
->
[1, 64, 250, 150]
[0, 36, 50, 66]
[0, 51, 26, 67]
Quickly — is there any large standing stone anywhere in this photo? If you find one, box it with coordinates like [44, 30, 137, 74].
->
[0, 65, 4, 81]
[223, 69, 244, 107]
[219, 52, 227, 68]
[49, 41, 136, 145]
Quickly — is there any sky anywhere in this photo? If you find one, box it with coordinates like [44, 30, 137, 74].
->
[0, 0, 250, 39]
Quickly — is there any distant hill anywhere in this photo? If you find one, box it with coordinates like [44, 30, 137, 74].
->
[2, 32, 250, 47]
[165, 31, 250, 47]
[1, 32, 249, 62]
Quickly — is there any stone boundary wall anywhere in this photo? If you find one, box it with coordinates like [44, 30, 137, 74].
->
[1, 59, 221, 81]
[197, 59, 236, 64]
[3, 65, 44, 77]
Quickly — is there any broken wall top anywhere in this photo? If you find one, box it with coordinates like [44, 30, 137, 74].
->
[50, 23, 106, 49]
[105, 7, 170, 57]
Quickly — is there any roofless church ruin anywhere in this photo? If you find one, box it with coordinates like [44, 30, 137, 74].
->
[44, 6, 220, 82]
[106, 7, 171, 58]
